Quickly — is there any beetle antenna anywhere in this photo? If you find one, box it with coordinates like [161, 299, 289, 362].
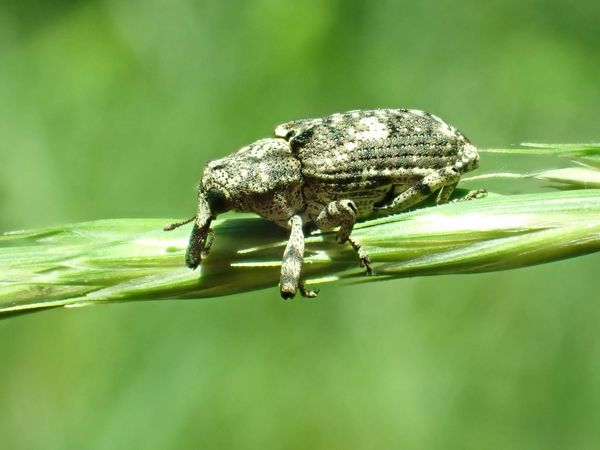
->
[163, 216, 195, 231]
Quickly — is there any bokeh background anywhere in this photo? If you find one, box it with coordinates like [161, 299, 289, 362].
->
[1, 0, 600, 448]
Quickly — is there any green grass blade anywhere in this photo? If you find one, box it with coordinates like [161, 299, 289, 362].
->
[480, 143, 600, 165]
[3, 190, 600, 316]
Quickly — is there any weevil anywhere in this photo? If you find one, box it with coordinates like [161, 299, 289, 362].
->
[165, 109, 481, 299]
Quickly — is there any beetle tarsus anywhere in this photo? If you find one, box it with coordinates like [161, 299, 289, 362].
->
[348, 237, 372, 275]
[299, 281, 319, 298]
[452, 188, 487, 202]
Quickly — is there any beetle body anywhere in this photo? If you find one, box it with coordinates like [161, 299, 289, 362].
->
[166, 109, 480, 299]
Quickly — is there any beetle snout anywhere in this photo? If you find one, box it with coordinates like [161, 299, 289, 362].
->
[185, 221, 214, 269]
[185, 253, 201, 270]
[185, 223, 205, 269]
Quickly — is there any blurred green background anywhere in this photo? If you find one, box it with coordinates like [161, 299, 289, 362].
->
[1, 0, 600, 449]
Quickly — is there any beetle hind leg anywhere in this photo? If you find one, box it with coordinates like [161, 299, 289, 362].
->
[451, 188, 488, 203]
[436, 182, 458, 205]
[376, 167, 461, 213]
[314, 200, 373, 275]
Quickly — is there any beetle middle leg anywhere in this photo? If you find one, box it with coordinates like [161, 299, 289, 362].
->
[376, 167, 461, 213]
[314, 200, 372, 275]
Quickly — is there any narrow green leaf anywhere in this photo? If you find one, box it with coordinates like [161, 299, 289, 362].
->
[3, 190, 600, 316]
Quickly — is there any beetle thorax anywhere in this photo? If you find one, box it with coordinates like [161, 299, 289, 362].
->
[201, 138, 305, 225]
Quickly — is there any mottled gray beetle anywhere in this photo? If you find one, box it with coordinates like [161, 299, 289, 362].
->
[165, 109, 480, 299]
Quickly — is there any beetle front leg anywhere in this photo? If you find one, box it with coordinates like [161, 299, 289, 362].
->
[377, 167, 461, 213]
[280, 215, 318, 299]
[314, 200, 372, 275]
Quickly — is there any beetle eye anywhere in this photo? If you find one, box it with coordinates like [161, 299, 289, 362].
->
[206, 187, 229, 216]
